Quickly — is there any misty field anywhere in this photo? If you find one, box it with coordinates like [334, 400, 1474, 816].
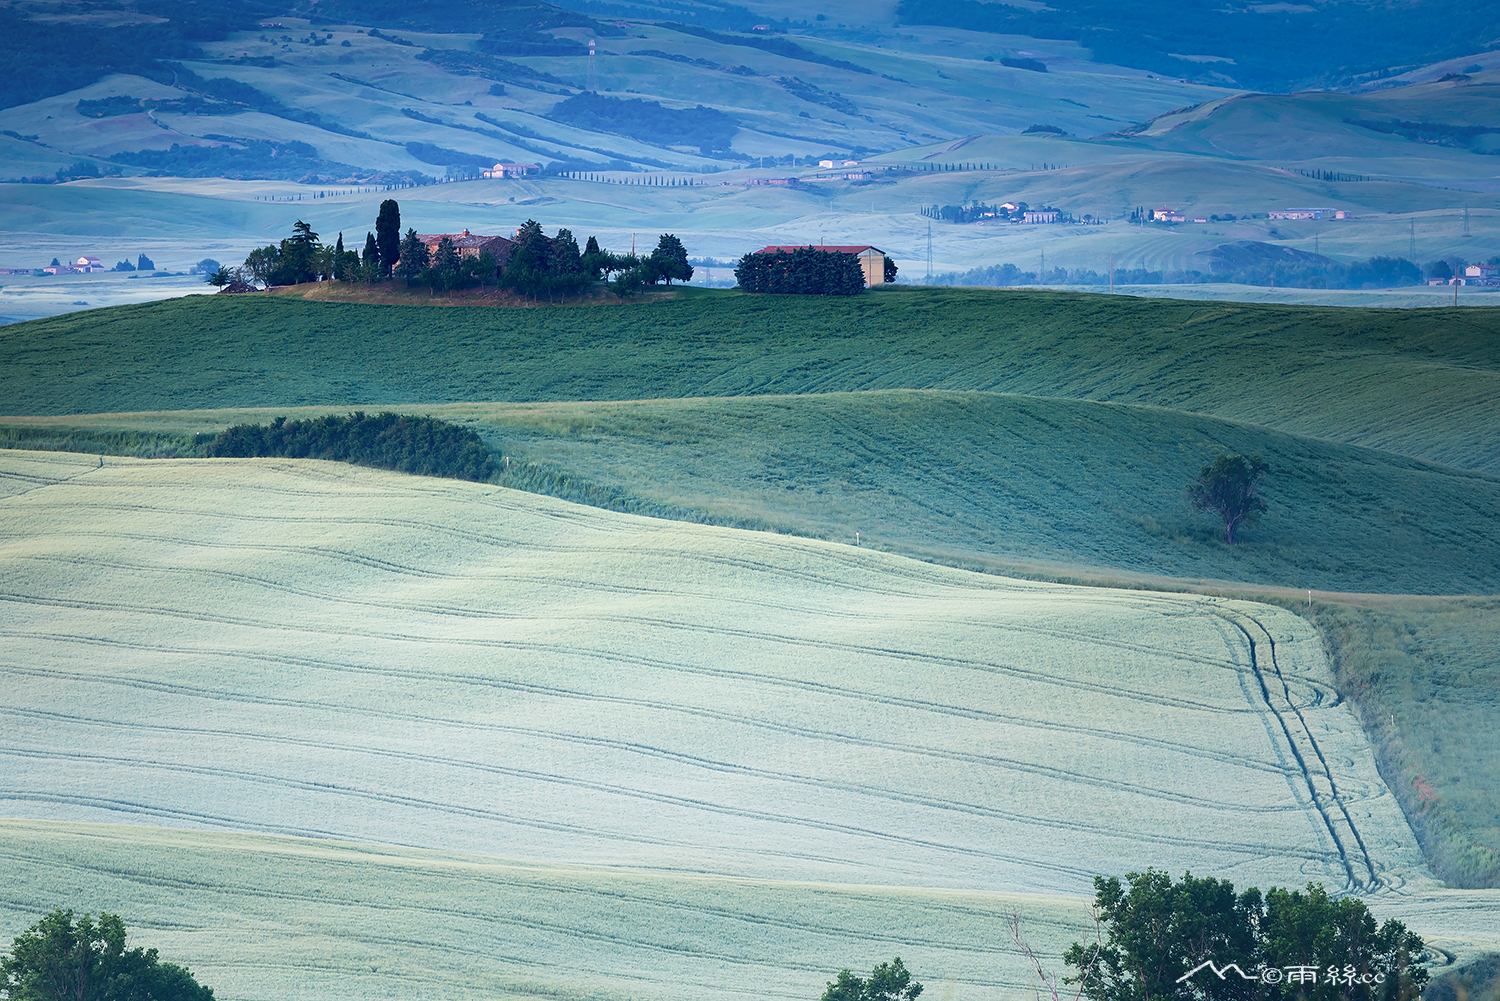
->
[3, 449, 1497, 999]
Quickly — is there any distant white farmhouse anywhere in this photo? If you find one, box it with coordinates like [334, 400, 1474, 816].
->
[482, 162, 540, 179]
[75, 256, 104, 273]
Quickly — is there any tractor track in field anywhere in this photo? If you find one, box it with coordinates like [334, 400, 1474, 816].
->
[1214, 606, 1380, 890]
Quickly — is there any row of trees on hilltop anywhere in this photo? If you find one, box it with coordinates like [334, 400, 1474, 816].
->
[231, 199, 692, 299]
[734, 247, 868, 295]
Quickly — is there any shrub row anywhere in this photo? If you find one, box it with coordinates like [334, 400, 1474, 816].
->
[203, 412, 499, 482]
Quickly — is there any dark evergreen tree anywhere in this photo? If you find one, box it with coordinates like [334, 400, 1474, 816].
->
[394, 227, 429, 284]
[428, 235, 462, 292]
[884, 256, 899, 283]
[504, 219, 551, 298]
[272, 219, 320, 285]
[649, 233, 693, 284]
[375, 199, 401, 276]
[137, 253, 155, 271]
[581, 234, 609, 280]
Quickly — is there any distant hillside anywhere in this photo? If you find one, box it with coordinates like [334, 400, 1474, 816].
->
[893, 0, 1500, 92]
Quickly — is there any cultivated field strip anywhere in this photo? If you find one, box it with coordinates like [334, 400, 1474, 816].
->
[0, 451, 1428, 901]
[0, 820, 1107, 1001]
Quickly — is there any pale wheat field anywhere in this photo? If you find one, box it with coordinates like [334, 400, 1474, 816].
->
[0, 449, 1493, 1000]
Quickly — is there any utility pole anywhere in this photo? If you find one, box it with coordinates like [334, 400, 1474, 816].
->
[925, 222, 932, 282]
[1410, 219, 1416, 259]
[1463, 205, 1471, 237]
[1109, 252, 1114, 294]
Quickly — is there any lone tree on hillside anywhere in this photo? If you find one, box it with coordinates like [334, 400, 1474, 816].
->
[205, 265, 234, 288]
[822, 958, 923, 1001]
[375, 199, 401, 276]
[1, 908, 216, 1001]
[1187, 452, 1269, 545]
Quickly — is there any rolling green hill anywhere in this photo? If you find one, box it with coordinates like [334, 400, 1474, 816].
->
[4, 288, 1498, 473]
[9, 390, 1500, 595]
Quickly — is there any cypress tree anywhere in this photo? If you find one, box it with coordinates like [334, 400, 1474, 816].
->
[375, 200, 401, 276]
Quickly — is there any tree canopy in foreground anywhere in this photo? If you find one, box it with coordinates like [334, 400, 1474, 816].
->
[0, 908, 214, 1001]
[1064, 870, 1427, 1001]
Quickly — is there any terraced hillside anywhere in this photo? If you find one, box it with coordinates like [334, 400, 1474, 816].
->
[6, 448, 1494, 1001]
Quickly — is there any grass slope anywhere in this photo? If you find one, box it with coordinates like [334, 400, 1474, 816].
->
[9, 391, 1500, 595]
[0, 450, 1428, 901]
[3, 288, 1497, 473]
[0, 820, 1099, 1001]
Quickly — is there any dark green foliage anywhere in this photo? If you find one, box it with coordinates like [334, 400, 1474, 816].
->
[649, 234, 693, 285]
[0, 907, 214, 1001]
[892, 0, 1500, 91]
[735, 247, 864, 294]
[1001, 56, 1046, 71]
[423, 235, 463, 292]
[206, 265, 234, 287]
[821, 958, 922, 1001]
[204, 412, 499, 482]
[0, 6, 231, 111]
[112, 259, 136, 273]
[394, 228, 430, 284]
[403, 141, 494, 168]
[362, 231, 381, 275]
[107, 138, 351, 180]
[1186, 452, 1269, 545]
[662, 22, 873, 75]
[1064, 871, 1426, 1001]
[137, 254, 155, 272]
[252, 220, 322, 286]
[376, 200, 401, 276]
[883, 257, 898, 283]
[548, 92, 738, 155]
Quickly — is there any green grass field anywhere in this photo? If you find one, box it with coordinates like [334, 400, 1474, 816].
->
[4, 288, 1498, 473]
[8, 390, 1499, 595]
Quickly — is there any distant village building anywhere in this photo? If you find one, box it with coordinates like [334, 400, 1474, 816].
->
[754, 244, 889, 286]
[75, 256, 104, 272]
[1269, 208, 1348, 220]
[748, 177, 798, 186]
[413, 230, 517, 268]
[1023, 209, 1060, 224]
[482, 162, 541, 179]
[1464, 263, 1498, 285]
[1149, 207, 1186, 223]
